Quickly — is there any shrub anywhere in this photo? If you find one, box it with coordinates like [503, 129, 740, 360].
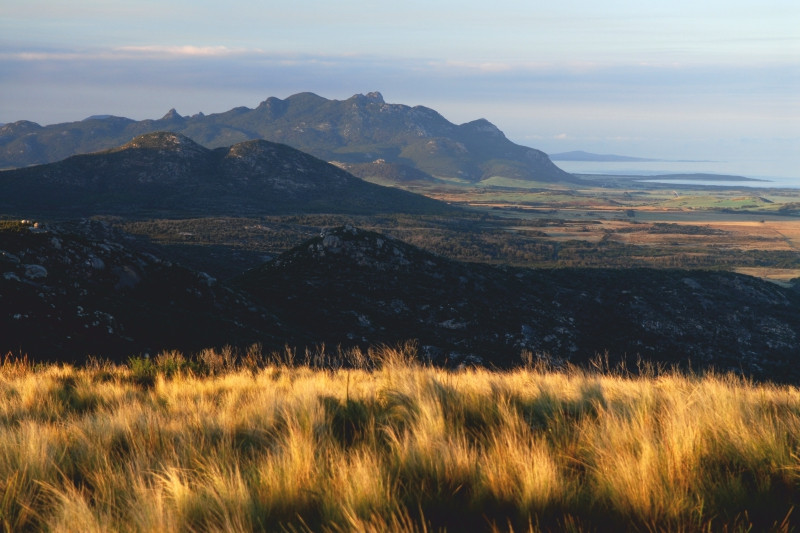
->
[127, 355, 157, 388]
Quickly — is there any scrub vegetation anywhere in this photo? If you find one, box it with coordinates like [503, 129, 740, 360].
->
[2, 345, 798, 532]
[116, 210, 800, 283]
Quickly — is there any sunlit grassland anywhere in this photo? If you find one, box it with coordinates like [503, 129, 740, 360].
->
[1, 346, 799, 532]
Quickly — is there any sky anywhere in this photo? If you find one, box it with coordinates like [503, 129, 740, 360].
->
[2, 0, 799, 177]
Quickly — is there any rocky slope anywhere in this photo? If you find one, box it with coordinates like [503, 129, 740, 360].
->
[0, 219, 289, 362]
[4, 220, 798, 381]
[0, 92, 572, 183]
[237, 226, 800, 381]
[0, 132, 453, 217]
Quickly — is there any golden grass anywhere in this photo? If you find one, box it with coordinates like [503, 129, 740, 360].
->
[1, 347, 799, 532]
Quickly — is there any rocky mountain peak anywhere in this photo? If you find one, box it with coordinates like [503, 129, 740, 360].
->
[255, 97, 287, 117]
[118, 131, 204, 154]
[284, 225, 430, 271]
[160, 108, 183, 121]
[0, 120, 43, 137]
[348, 92, 386, 106]
[461, 118, 504, 137]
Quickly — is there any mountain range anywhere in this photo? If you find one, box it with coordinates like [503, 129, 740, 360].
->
[0, 132, 452, 217]
[0, 92, 572, 184]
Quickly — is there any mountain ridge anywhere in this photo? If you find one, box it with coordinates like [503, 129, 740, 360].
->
[235, 225, 800, 380]
[0, 92, 573, 183]
[0, 131, 453, 217]
[3, 221, 799, 381]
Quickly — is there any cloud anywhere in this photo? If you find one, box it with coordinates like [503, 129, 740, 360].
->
[114, 45, 244, 58]
[432, 60, 519, 73]
[3, 45, 248, 61]
[13, 51, 87, 61]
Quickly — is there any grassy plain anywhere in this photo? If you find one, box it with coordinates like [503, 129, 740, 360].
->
[2, 346, 799, 532]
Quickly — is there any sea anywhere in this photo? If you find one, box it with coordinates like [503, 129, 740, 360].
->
[553, 159, 800, 189]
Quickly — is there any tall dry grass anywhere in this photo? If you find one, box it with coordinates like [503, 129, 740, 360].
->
[1, 345, 799, 532]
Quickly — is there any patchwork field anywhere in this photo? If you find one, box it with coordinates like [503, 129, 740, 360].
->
[413, 177, 800, 283]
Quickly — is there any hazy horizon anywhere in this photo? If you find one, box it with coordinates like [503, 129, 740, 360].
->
[2, 1, 798, 177]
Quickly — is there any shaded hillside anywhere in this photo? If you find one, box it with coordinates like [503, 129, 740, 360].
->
[0, 219, 291, 362]
[0, 92, 573, 183]
[331, 159, 437, 184]
[4, 219, 798, 380]
[236, 226, 800, 381]
[0, 132, 453, 217]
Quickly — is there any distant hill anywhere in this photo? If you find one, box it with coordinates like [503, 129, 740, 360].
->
[0, 92, 573, 183]
[0, 132, 454, 218]
[549, 150, 660, 162]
